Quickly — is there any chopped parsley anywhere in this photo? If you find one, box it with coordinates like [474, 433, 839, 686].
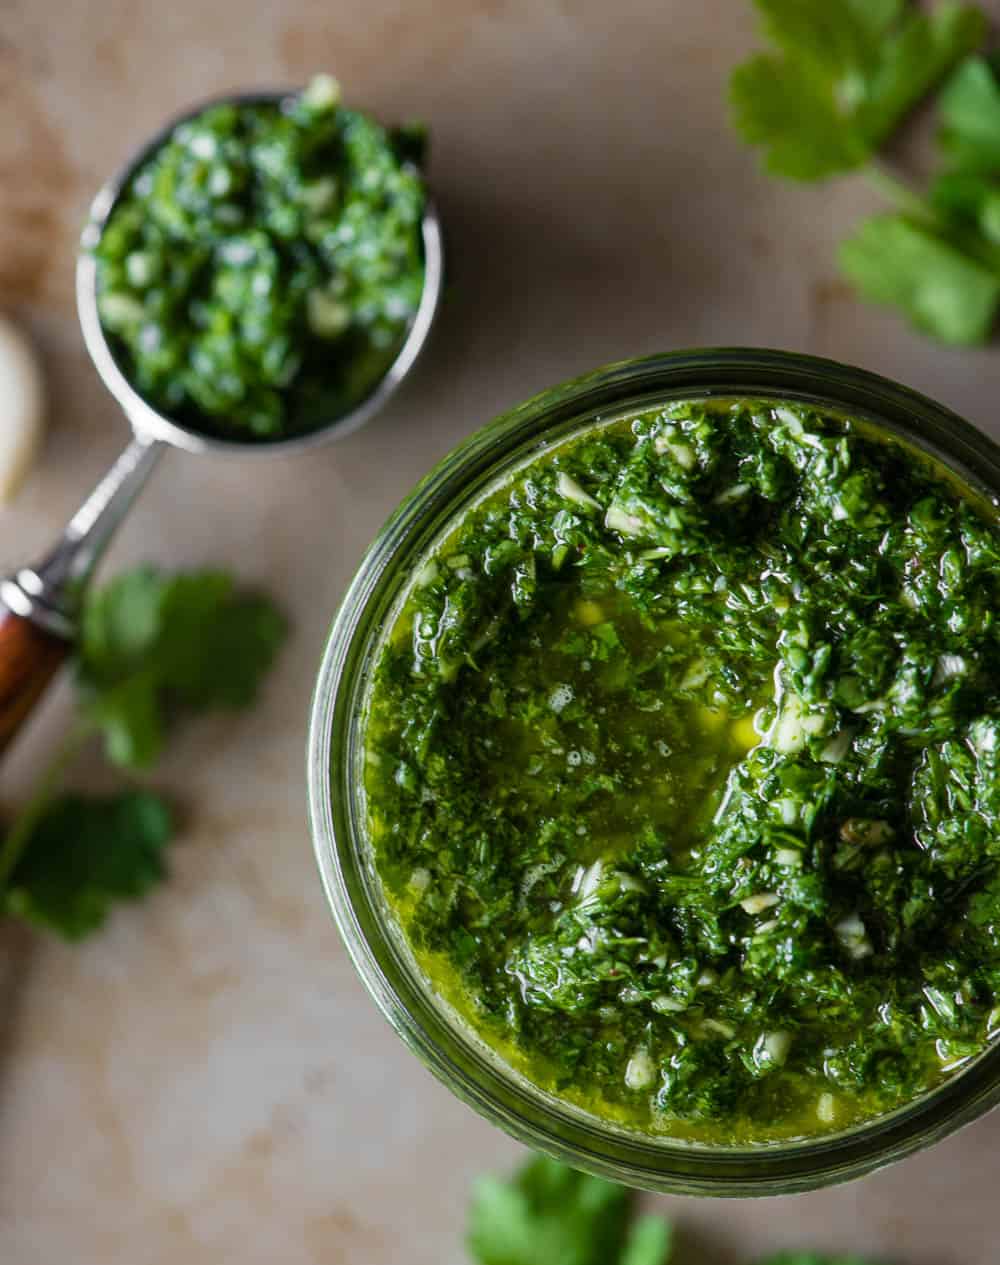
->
[365, 397, 1000, 1143]
[94, 75, 426, 439]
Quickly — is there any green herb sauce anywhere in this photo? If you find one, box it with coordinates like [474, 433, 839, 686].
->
[94, 76, 426, 440]
[364, 398, 1000, 1143]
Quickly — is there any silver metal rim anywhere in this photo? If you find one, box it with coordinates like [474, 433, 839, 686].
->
[76, 88, 444, 456]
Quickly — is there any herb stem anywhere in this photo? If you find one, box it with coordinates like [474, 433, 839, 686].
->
[0, 719, 94, 888]
[863, 162, 930, 218]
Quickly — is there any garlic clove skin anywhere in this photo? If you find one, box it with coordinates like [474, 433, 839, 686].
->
[0, 315, 45, 505]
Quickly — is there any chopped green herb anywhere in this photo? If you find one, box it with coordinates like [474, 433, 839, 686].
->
[365, 398, 1000, 1142]
[94, 75, 426, 439]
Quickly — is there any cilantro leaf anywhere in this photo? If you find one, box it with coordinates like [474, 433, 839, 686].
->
[2, 791, 173, 940]
[79, 567, 288, 767]
[0, 563, 286, 941]
[930, 169, 1000, 220]
[159, 574, 289, 708]
[90, 675, 165, 769]
[80, 565, 163, 665]
[838, 213, 1000, 343]
[466, 1155, 671, 1265]
[939, 56, 1000, 172]
[730, 0, 985, 181]
[753, 0, 904, 76]
[621, 1217, 673, 1265]
[730, 55, 867, 181]
[930, 170, 1000, 244]
[855, 4, 987, 149]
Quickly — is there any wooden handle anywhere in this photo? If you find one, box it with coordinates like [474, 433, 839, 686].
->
[0, 604, 70, 756]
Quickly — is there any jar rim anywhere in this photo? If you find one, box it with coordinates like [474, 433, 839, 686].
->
[308, 348, 1000, 1196]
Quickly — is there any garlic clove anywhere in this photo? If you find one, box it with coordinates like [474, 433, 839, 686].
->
[0, 315, 45, 504]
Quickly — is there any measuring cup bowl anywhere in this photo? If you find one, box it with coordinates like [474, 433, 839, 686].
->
[0, 88, 444, 754]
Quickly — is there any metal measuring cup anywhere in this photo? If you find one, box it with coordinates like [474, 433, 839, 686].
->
[0, 90, 444, 754]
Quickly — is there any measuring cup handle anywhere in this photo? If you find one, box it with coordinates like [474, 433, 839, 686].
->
[0, 434, 163, 756]
[0, 606, 70, 755]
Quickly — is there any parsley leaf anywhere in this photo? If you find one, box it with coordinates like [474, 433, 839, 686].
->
[79, 567, 288, 767]
[0, 563, 286, 940]
[929, 169, 1000, 242]
[728, 0, 1000, 343]
[730, 54, 867, 181]
[730, 0, 984, 181]
[466, 1155, 672, 1265]
[464, 1158, 893, 1265]
[938, 56, 1000, 171]
[855, 4, 987, 149]
[1, 791, 173, 940]
[754, 0, 904, 72]
[621, 1218, 674, 1265]
[839, 213, 1000, 343]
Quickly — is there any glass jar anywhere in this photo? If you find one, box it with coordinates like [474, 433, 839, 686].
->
[308, 348, 1000, 1196]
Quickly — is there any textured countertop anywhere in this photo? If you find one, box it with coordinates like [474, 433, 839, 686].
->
[3, 2, 1000, 1261]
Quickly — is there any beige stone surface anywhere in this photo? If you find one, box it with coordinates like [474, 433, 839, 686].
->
[3, 0, 1000, 1260]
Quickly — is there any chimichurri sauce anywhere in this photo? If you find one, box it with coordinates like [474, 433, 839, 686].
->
[94, 76, 425, 441]
[364, 398, 1000, 1143]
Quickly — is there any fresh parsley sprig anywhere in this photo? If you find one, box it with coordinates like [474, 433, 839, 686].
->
[1, 791, 174, 940]
[731, 1, 986, 180]
[730, 0, 1000, 345]
[466, 1155, 671, 1265]
[0, 566, 286, 939]
[465, 1154, 883, 1265]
